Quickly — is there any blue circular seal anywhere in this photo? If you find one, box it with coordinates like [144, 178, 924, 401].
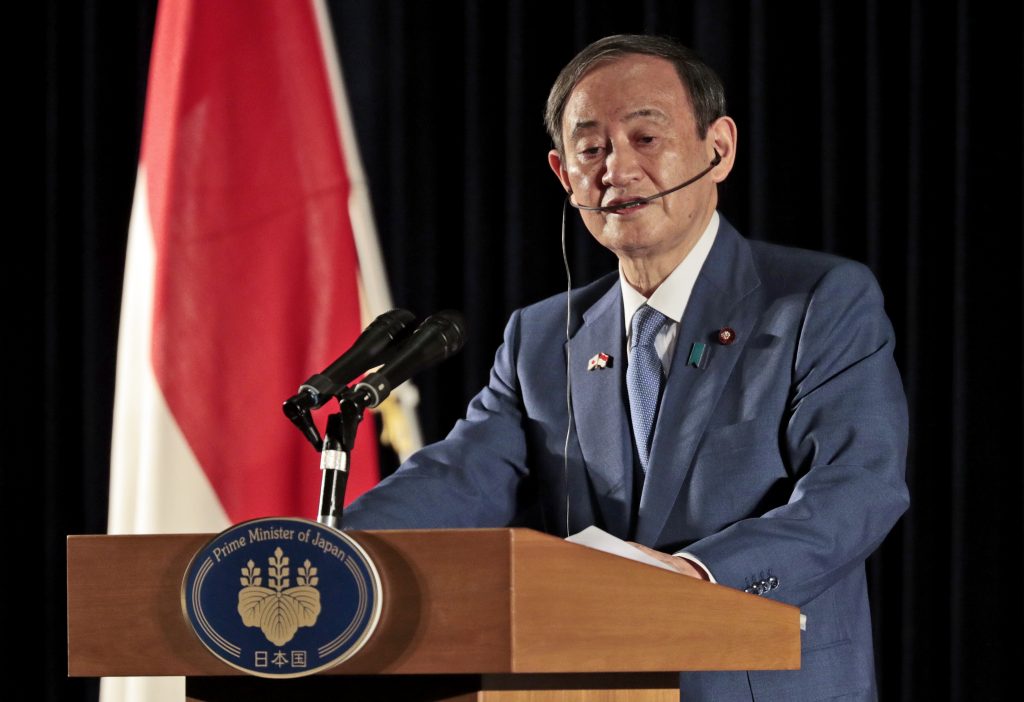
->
[182, 517, 382, 678]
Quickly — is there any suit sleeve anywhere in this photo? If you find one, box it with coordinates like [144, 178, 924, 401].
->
[683, 261, 909, 607]
[342, 310, 531, 530]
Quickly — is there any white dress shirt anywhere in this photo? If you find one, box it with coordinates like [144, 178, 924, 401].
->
[621, 210, 720, 373]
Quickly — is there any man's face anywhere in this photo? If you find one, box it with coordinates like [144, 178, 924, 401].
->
[549, 54, 724, 272]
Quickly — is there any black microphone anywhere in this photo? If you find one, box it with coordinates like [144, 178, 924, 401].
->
[351, 310, 467, 409]
[284, 308, 417, 413]
[569, 149, 722, 213]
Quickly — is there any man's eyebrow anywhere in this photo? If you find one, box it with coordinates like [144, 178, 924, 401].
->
[568, 109, 670, 141]
[623, 108, 669, 123]
[569, 120, 598, 141]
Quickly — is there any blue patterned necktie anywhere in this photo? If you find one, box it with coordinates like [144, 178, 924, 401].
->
[627, 304, 668, 473]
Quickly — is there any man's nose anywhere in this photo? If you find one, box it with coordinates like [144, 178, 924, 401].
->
[601, 145, 643, 188]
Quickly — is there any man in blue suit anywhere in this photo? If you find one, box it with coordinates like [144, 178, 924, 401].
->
[345, 35, 908, 700]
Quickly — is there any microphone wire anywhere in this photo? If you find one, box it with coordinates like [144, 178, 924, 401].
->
[557, 148, 720, 535]
[561, 198, 574, 537]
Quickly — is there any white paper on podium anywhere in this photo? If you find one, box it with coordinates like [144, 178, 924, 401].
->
[565, 525, 678, 573]
[566, 525, 807, 630]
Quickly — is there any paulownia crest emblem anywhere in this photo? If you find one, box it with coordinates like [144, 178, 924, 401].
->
[237, 547, 321, 646]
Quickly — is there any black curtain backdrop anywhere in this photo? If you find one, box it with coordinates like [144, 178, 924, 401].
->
[24, 1, 1021, 700]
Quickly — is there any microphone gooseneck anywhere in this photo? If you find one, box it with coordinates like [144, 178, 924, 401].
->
[568, 149, 722, 213]
[282, 308, 417, 451]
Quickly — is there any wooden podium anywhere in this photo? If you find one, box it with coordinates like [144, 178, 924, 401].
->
[68, 528, 800, 701]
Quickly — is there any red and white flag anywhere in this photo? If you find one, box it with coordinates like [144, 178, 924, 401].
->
[106, 2, 417, 697]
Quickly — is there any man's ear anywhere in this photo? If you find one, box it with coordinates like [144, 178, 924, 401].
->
[705, 116, 738, 184]
[548, 149, 573, 193]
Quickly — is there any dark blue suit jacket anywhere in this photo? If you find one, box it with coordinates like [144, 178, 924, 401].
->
[345, 217, 909, 701]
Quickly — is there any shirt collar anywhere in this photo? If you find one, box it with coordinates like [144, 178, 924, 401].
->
[621, 210, 720, 335]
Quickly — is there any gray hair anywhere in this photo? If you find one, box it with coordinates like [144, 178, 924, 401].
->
[544, 34, 727, 154]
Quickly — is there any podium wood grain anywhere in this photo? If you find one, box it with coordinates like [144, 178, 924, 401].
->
[68, 528, 800, 698]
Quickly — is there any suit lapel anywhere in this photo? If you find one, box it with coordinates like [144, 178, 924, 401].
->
[567, 282, 633, 539]
[635, 222, 763, 545]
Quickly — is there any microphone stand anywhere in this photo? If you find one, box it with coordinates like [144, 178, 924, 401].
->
[317, 393, 366, 529]
[304, 310, 466, 528]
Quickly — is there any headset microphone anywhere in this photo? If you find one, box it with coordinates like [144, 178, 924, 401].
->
[568, 149, 722, 213]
